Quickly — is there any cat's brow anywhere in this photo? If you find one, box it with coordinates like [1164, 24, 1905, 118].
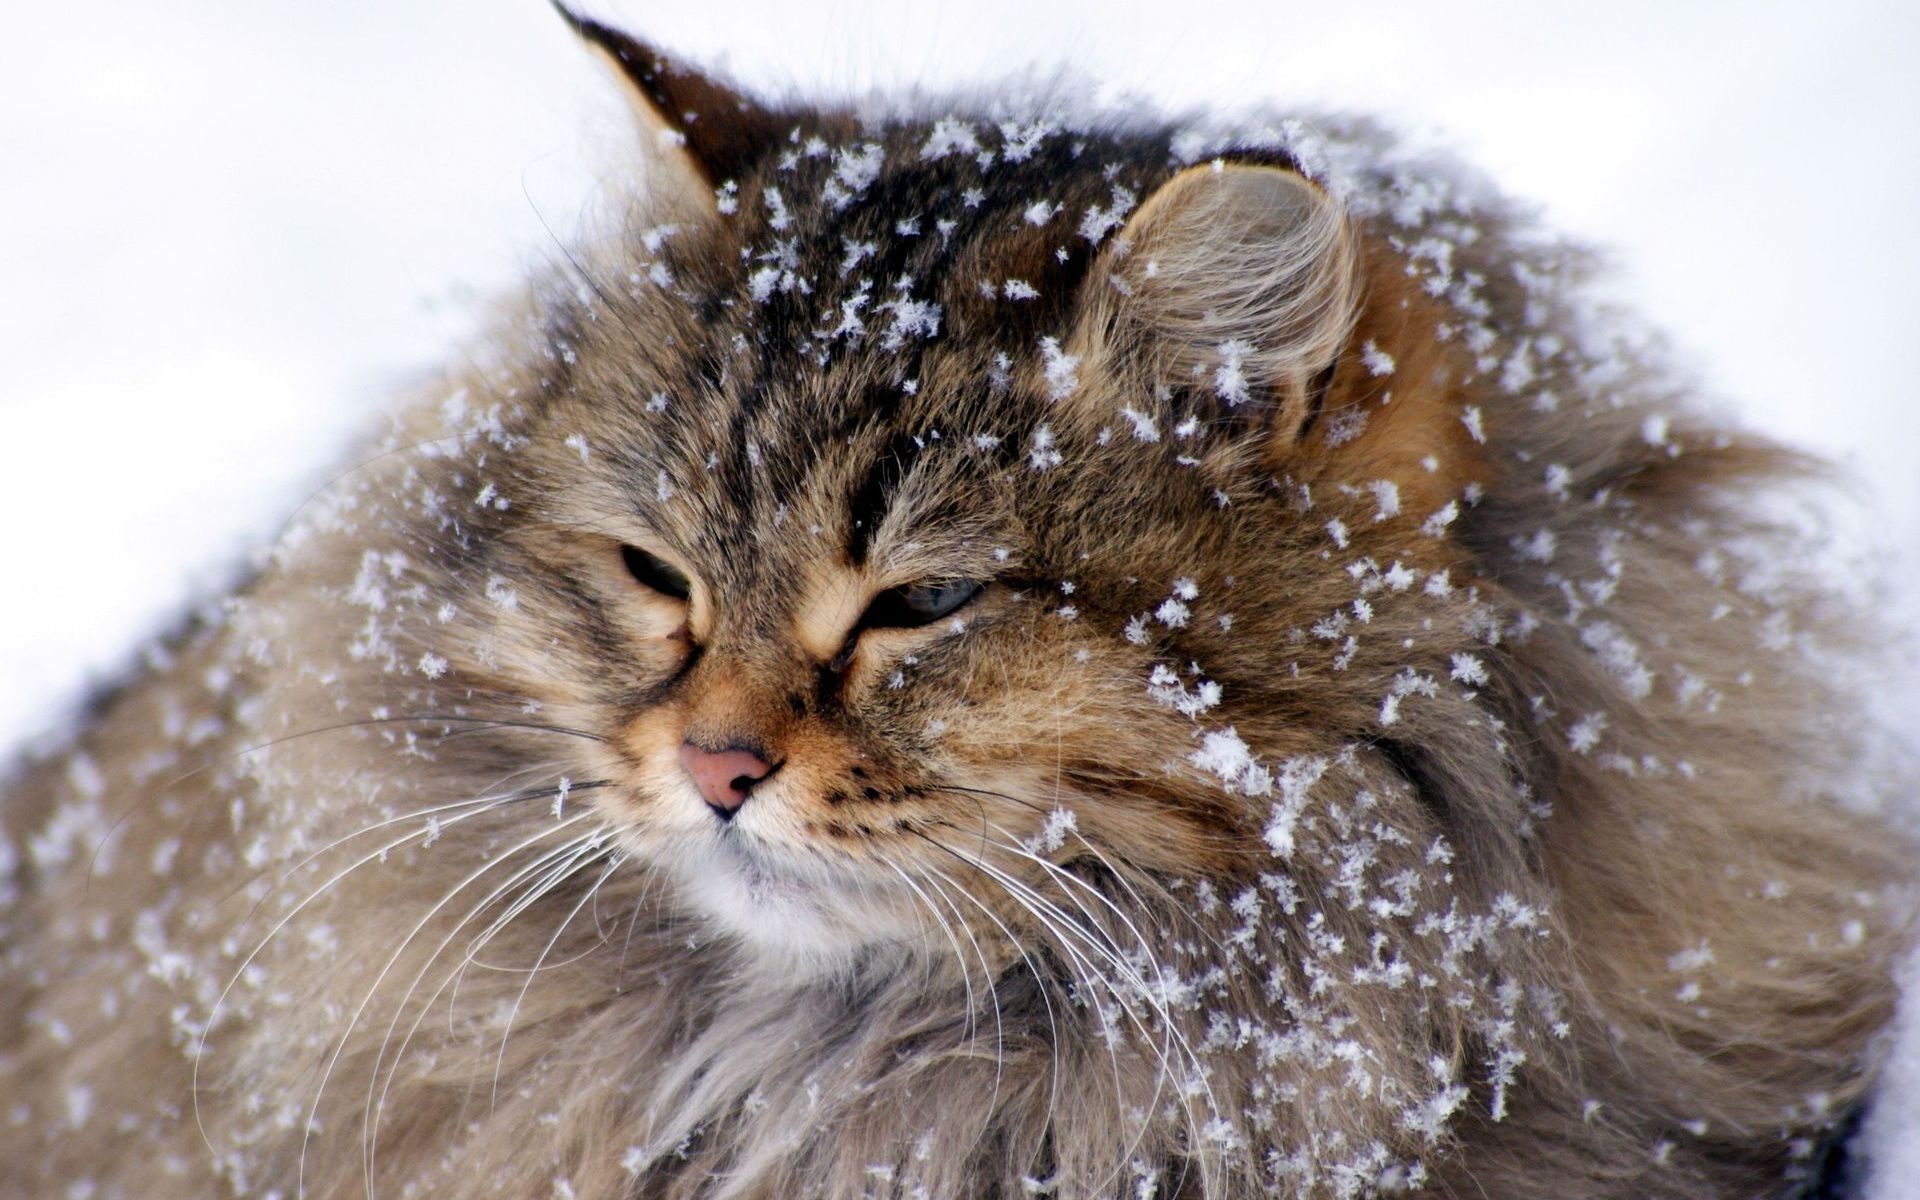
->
[844, 430, 923, 567]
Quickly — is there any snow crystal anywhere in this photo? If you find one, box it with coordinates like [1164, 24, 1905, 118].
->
[1449, 653, 1488, 686]
[1119, 406, 1159, 442]
[1025, 807, 1079, 854]
[1027, 425, 1063, 471]
[1382, 561, 1418, 592]
[1192, 729, 1267, 795]
[1567, 712, 1608, 754]
[63, 1086, 91, 1130]
[1511, 530, 1556, 563]
[840, 239, 876, 272]
[764, 186, 791, 231]
[1079, 183, 1137, 244]
[747, 266, 782, 303]
[1323, 408, 1369, 447]
[1039, 336, 1080, 401]
[881, 296, 942, 347]
[998, 119, 1054, 162]
[1419, 502, 1458, 538]
[1667, 941, 1715, 973]
[1378, 669, 1439, 726]
[920, 118, 980, 160]
[483, 576, 518, 610]
[1368, 480, 1401, 521]
[1263, 755, 1330, 859]
[1361, 340, 1396, 376]
[1022, 200, 1059, 226]
[1148, 663, 1221, 717]
[824, 143, 885, 208]
[1213, 340, 1253, 406]
[65, 754, 104, 800]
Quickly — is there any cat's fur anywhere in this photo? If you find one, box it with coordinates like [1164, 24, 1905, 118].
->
[0, 12, 1909, 1199]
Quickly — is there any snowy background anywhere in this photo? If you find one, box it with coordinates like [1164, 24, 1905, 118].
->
[2, 0, 1919, 1184]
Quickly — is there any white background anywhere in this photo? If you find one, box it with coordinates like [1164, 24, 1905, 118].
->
[2, 0, 1917, 744]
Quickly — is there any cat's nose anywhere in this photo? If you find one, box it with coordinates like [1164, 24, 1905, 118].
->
[678, 742, 776, 819]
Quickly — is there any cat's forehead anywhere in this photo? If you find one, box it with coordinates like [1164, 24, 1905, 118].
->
[575, 123, 1157, 512]
[539, 113, 1302, 592]
[642, 114, 1173, 413]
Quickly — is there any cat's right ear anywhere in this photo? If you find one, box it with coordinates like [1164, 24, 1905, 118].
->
[1070, 162, 1360, 452]
[552, 4, 783, 217]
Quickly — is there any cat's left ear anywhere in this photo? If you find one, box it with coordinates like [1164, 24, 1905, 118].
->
[553, 4, 783, 214]
[1073, 162, 1360, 449]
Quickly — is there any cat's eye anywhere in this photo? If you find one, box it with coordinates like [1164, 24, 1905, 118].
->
[858, 579, 985, 630]
[620, 544, 692, 601]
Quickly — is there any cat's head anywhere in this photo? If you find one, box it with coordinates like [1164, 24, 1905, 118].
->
[335, 15, 1487, 970]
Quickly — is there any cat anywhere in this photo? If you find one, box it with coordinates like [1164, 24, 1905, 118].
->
[0, 7, 1910, 1198]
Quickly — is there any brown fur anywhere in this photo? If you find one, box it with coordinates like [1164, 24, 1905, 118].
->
[0, 16, 1909, 1200]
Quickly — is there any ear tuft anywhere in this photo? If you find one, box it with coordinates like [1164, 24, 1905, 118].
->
[1094, 164, 1359, 445]
[552, 4, 783, 207]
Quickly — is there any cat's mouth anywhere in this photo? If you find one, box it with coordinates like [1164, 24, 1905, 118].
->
[704, 830, 808, 903]
[655, 820, 921, 964]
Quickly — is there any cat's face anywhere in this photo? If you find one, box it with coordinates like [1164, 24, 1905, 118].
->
[370, 28, 1473, 969]
[467, 229, 1269, 960]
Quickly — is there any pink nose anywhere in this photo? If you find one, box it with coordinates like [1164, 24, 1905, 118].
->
[678, 743, 775, 817]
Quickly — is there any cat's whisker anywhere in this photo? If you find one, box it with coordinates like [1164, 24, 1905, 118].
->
[85, 716, 600, 897]
[882, 862, 984, 1041]
[454, 833, 613, 976]
[925, 781, 1237, 966]
[614, 865, 667, 992]
[921, 834, 1202, 1151]
[191, 780, 581, 1157]
[918, 839, 1143, 1096]
[362, 827, 620, 1187]
[914, 861, 1067, 1137]
[880, 862, 968, 994]
[972, 825, 1224, 1151]
[489, 840, 625, 1109]
[236, 778, 609, 921]
[896, 863, 1016, 1151]
[295, 811, 598, 1199]
[170, 715, 609, 795]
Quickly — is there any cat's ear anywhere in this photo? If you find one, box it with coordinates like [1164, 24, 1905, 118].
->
[1079, 163, 1359, 449]
[553, 4, 783, 214]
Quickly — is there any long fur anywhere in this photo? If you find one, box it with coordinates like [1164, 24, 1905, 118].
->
[1, 45, 1910, 1200]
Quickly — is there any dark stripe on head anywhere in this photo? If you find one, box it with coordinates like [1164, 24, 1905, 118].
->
[846, 426, 926, 567]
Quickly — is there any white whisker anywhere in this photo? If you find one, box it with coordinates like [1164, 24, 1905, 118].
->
[294, 811, 598, 1198]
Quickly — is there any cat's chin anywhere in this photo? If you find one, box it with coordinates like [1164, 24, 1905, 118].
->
[657, 833, 923, 972]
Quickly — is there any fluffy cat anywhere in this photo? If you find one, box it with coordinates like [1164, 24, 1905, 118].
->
[1, 9, 1909, 1198]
